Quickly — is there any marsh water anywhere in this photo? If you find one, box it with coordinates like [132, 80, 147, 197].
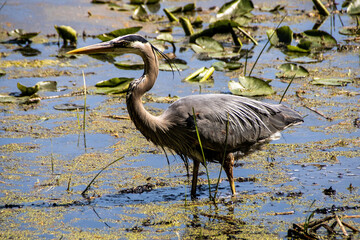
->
[1, 0, 359, 239]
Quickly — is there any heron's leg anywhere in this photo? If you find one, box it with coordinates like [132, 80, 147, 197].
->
[223, 153, 236, 195]
[191, 160, 200, 199]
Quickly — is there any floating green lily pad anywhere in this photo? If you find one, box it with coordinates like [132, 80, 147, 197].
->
[339, 26, 360, 35]
[310, 78, 353, 86]
[159, 62, 188, 71]
[8, 29, 40, 42]
[267, 26, 293, 46]
[163, 8, 179, 22]
[285, 56, 323, 64]
[130, 0, 160, 4]
[206, 51, 241, 60]
[260, 4, 285, 12]
[95, 77, 134, 87]
[301, 30, 337, 49]
[53, 103, 89, 111]
[0, 69, 5, 76]
[0, 94, 38, 104]
[183, 67, 214, 83]
[97, 26, 142, 42]
[212, 61, 242, 71]
[95, 78, 133, 95]
[37, 81, 57, 91]
[167, 3, 195, 13]
[217, 0, 254, 20]
[132, 5, 149, 21]
[193, 37, 224, 53]
[276, 63, 309, 78]
[17, 82, 39, 96]
[228, 76, 274, 96]
[132, 5, 162, 22]
[156, 33, 174, 43]
[287, 45, 311, 53]
[114, 60, 144, 70]
[179, 17, 194, 36]
[54, 25, 77, 44]
[346, 0, 360, 15]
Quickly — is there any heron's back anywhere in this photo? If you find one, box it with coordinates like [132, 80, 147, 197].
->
[159, 94, 303, 160]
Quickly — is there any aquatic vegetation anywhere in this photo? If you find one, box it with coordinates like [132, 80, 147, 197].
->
[0, 0, 360, 238]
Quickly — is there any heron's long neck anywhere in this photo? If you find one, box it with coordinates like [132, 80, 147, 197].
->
[126, 46, 162, 135]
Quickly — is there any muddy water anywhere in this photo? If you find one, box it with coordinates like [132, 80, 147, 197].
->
[1, 0, 359, 239]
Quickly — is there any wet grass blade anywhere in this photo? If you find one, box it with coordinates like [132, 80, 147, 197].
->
[244, 49, 248, 76]
[279, 73, 296, 104]
[214, 113, 229, 199]
[192, 107, 213, 200]
[81, 156, 124, 196]
[237, 26, 258, 45]
[249, 14, 287, 77]
[76, 108, 81, 130]
[82, 71, 87, 131]
[304, 200, 317, 233]
[50, 138, 54, 174]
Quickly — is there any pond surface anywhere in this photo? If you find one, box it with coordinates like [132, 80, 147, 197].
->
[1, 0, 360, 239]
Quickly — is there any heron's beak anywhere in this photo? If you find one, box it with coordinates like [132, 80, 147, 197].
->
[66, 41, 113, 55]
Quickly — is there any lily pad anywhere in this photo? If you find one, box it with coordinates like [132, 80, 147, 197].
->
[346, 0, 360, 15]
[0, 69, 5, 76]
[285, 56, 323, 64]
[167, 3, 195, 13]
[301, 30, 337, 49]
[132, 5, 148, 21]
[53, 103, 89, 111]
[17, 82, 39, 96]
[8, 29, 40, 43]
[163, 8, 179, 22]
[132, 5, 162, 22]
[276, 63, 309, 78]
[189, 20, 240, 43]
[156, 33, 174, 43]
[206, 51, 242, 60]
[228, 76, 275, 96]
[0, 94, 38, 104]
[114, 60, 144, 70]
[217, 0, 254, 20]
[37, 81, 57, 91]
[54, 25, 77, 44]
[97, 26, 142, 42]
[179, 17, 194, 36]
[159, 62, 188, 71]
[95, 77, 134, 87]
[267, 26, 293, 46]
[339, 26, 360, 35]
[95, 78, 133, 95]
[310, 78, 353, 86]
[183, 67, 214, 83]
[212, 61, 242, 71]
[130, 0, 160, 4]
[191, 37, 224, 53]
[260, 4, 285, 12]
[286, 45, 311, 53]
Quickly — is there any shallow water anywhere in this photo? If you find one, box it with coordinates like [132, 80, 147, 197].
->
[1, 0, 360, 239]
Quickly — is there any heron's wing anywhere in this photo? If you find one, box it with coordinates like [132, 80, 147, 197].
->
[162, 94, 302, 151]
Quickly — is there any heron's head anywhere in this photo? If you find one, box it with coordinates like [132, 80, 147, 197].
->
[67, 34, 175, 73]
[66, 34, 152, 55]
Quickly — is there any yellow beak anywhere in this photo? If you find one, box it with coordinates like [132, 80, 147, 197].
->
[66, 41, 113, 55]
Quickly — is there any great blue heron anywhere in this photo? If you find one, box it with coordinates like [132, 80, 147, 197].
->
[67, 34, 303, 198]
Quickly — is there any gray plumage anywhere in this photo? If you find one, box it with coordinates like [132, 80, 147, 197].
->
[67, 34, 304, 198]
